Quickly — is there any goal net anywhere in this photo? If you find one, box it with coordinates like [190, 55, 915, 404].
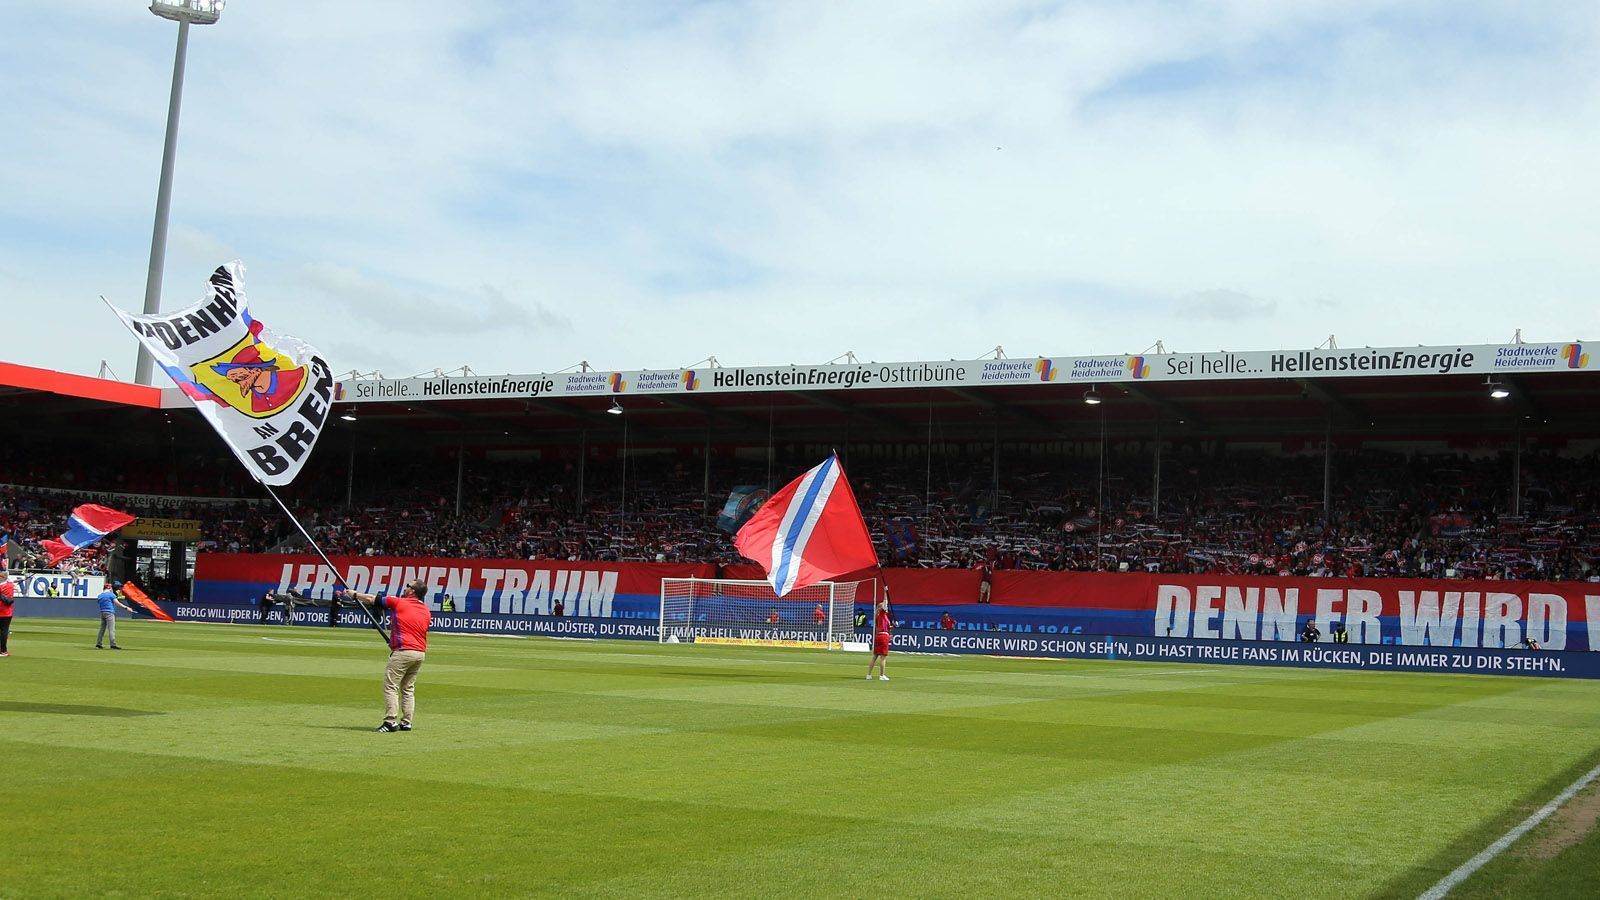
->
[659, 577, 877, 649]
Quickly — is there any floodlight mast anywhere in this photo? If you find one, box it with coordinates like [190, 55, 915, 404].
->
[134, 1, 225, 385]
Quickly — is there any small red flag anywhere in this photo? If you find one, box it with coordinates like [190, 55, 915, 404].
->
[120, 582, 175, 623]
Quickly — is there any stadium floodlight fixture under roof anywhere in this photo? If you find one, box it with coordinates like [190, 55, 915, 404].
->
[150, 0, 224, 25]
[1083, 388, 1103, 405]
[607, 399, 624, 415]
[1487, 378, 1511, 400]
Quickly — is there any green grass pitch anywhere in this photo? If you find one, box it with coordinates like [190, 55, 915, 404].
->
[3, 618, 1599, 899]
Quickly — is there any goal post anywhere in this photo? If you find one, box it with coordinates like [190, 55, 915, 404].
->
[659, 577, 877, 650]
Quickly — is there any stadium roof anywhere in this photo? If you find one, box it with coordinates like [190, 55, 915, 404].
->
[0, 360, 161, 409]
[333, 369, 1600, 447]
[6, 339, 1598, 451]
[327, 340, 1600, 447]
[338, 340, 1593, 406]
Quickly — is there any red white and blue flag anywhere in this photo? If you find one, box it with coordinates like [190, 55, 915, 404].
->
[734, 454, 878, 597]
[42, 504, 136, 567]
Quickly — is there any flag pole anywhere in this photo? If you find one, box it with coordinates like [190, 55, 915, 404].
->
[833, 448, 892, 621]
[258, 482, 390, 644]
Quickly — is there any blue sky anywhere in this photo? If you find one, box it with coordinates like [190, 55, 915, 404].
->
[3, 0, 1598, 379]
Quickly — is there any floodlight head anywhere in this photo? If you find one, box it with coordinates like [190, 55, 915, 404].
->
[151, 0, 224, 25]
[339, 412, 357, 422]
[1486, 377, 1511, 400]
[607, 399, 624, 415]
[1083, 389, 1102, 406]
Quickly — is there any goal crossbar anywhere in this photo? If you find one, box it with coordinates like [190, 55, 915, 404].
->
[658, 576, 876, 649]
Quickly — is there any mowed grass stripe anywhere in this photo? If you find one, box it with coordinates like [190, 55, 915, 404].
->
[3, 619, 1599, 898]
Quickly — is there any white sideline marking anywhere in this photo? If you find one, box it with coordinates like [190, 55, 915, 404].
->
[1417, 760, 1600, 899]
[259, 636, 382, 646]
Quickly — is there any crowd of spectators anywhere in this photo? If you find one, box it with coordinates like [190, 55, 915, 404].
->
[5, 439, 1599, 583]
[0, 441, 277, 577]
[869, 450, 1600, 582]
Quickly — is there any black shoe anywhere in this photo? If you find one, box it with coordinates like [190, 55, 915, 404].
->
[110, 645, 124, 650]
[398, 722, 413, 732]
[95, 645, 103, 650]
[375, 722, 400, 733]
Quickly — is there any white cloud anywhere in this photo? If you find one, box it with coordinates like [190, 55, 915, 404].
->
[1179, 289, 1277, 321]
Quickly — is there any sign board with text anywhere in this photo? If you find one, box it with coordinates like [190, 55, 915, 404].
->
[335, 341, 1596, 404]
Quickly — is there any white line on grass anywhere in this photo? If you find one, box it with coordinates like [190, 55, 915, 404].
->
[259, 636, 398, 646]
[1418, 760, 1600, 899]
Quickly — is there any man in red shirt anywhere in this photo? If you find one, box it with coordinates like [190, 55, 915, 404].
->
[767, 608, 780, 625]
[813, 603, 826, 626]
[343, 580, 432, 733]
[939, 611, 955, 630]
[866, 595, 892, 681]
[0, 579, 16, 657]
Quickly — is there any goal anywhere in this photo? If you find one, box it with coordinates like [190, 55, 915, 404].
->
[659, 577, 877, 649]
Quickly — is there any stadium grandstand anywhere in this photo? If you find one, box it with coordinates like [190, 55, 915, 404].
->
[5, 341, 1600, 604]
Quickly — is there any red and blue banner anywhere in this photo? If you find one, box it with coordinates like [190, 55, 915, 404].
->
[192, 554, 715, 620]
[189, 555, 1600, 653]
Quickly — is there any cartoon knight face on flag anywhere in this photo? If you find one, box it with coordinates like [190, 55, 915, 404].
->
[189, 319, 310, 419]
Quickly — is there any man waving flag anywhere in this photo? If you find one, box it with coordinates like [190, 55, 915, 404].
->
[735, 453, 879, 597]
[106, 261, 391, 647]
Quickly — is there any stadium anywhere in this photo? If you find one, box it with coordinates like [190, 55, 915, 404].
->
[5, 335, 1600, 897]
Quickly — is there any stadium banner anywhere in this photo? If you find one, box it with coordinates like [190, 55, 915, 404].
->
[191, 553, 715, 618]
[880, 632, 1600, 678]
[123, 518, 203, 541]
[788, 568, 1600, 652]
[0, 482, 264, 510]
[170, 607, 658, 640]
[189, 555, 1600, 651]
[158, 605, 1600, 679]
[923, 571, 1600, 652]
[337, 340, 1594, 404]
[13, 572, 107, 599]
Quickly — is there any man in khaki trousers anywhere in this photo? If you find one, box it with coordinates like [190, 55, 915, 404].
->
[342, 580, 433, 733]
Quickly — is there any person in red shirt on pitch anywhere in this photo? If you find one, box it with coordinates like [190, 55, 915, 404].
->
[813, 603, 826, 626]
[0, 580, 16, 657]
[342, 579, 432, 733]
[866, 593, 893, 681]
[939, 611, 955, 630]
